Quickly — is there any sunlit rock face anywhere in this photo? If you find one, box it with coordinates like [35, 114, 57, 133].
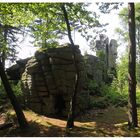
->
[109, 39, 117, 69]
[20, 44, 89, 117]
[95, 34, 118, 81]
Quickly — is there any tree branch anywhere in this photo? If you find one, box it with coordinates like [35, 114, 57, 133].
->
[61, 4, 74, 47]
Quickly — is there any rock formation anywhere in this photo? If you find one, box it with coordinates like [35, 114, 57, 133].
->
[6, 38, 118, 117]
[18, 44, 89, 116]
[84, 54, 105, 83]
[95, 34, 118, 81]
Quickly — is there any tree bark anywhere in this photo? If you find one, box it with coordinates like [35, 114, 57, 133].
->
[2, 27, 8, 68]
[128, 3, 138, 128]
[61, 4, 79, 128]
[0, 60, 28, 129]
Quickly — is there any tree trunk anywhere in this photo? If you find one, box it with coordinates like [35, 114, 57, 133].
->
[61, 4, 79, 128]
[128, 3, 138, 128]
[2, 27, 8, 68]
[0, 60, 28, 129]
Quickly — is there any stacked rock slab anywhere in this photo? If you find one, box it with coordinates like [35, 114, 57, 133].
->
[21, 44, 89, 116]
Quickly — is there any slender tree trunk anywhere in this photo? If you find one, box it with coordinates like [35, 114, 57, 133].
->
[2, 27, 8, 68]
[137, 26, 140, 63]
[0, 27, 6, 68]
[61, 4, 79, 128]
[0, 60, 28, 129]
[128, 3, 138, 128]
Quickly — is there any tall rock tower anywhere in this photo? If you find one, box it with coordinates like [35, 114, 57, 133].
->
[95, 34, 118, 82]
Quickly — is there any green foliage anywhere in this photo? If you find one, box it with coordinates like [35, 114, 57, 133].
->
[107, 81, 128, 106]
[89, 95, 109, 109]
[87, 52, 129, 108]
[116, 3, 140, 59]
[88, 51, 140, 109]
[26, 3, 105, 48]
[136, 89, 140, 107]
[96, 50, 106, 61]
[76, 92, 91, 113]
[0, 80, 22, 104]
[116, 53, 128, 94]
[136, 63, 140, 83]
[0, 80, 21, 97]
[0, 3, 36, 64]
[11, 81, 22, 97]
[88, 79, 101, 96]
[11, 81, 25, 106]
[88, 81, 128, 109]
[37, 42, 59, 52]
[0, 3, 106, 63]
[0, 3, 35, 26]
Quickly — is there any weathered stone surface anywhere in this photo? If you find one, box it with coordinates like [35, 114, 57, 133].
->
[109, 39, 117, 69]
[19, 44, 89, 116]
[95, 34, 118, 82]
[84, 54, 104, 83]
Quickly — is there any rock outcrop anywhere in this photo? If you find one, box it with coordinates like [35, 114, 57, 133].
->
[84, 54, 105, 83]
[6, 37, 118, 117]
[20, 44, 89, 116]
[95, 34, 118, 82]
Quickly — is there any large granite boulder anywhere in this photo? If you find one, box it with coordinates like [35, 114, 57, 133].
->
[21, 44, 89, 116]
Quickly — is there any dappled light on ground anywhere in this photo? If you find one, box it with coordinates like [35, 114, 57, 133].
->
[1, 106, 140, 136]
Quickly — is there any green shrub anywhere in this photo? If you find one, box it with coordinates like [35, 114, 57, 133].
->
[87, 51, 140, 109]
[11, 81, 22, 97]
[88, 80, 101, 96]
[88, 80, 128, 109]
[89, 97, 109, 109]
[136, 89, 140, 107]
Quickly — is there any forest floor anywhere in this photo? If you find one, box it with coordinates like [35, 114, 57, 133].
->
[1, 105, 140, 137]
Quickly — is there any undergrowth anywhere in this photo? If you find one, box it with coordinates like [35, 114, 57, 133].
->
[88, 78, 140, 109]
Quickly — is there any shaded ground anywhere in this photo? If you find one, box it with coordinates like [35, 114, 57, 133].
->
[1, 105, 140, 137]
